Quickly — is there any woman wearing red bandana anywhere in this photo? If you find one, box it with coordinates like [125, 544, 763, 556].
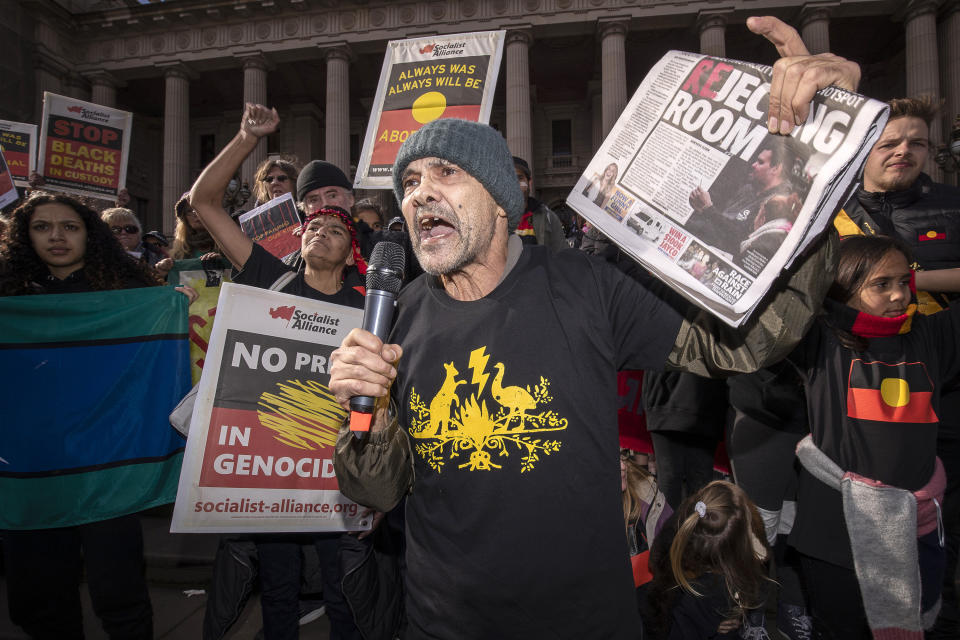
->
[787, 235, 960, 640]
[188, 103, 365, 640]
[188, 103, 365, 309]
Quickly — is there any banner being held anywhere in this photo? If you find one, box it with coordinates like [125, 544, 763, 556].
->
[355, 30, 505, 189]
[38, 92, 132, 199]
[0, 120, 38, 186]
[172, 283, 368, 533]
[0, 288, 190, 529]
[167, 257, 234, 384]
[0, 146, 17, 209]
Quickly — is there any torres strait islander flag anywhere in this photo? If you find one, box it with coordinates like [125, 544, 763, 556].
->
[846, 358, 938, 424]
[0, 287, 191, 529]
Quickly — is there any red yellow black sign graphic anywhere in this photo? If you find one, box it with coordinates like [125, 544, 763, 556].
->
[369, 56, 489, 173]
[846, 359, 938, 423]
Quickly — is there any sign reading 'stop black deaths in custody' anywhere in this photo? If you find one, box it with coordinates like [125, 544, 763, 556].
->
[37, 93, 132, 200]
[0, 120, 37, 187]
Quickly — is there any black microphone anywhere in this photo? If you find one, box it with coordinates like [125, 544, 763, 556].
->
[349, 241, 406, 437]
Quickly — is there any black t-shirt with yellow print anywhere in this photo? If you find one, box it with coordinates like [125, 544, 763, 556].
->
[390, 245, 683, 639]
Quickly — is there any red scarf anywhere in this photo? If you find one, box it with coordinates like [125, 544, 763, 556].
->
[295, 207, 367, 274]
[843, 271, 918, 338]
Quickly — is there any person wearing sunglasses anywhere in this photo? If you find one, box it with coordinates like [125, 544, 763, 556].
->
[253, 157, 300, 207]
[101, 207, 165, 269]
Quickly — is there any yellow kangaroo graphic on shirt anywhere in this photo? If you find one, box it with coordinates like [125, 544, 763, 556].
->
[409, 346, 568, 473]
[428, 362, 464, 435]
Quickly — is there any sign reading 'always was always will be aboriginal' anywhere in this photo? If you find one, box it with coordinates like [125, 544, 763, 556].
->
[355, 30, 504, 189]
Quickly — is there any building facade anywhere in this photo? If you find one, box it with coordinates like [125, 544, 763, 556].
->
[3, 0, 959, 233]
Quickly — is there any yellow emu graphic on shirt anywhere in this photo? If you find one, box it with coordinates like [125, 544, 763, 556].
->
[408, 346, 568, 473]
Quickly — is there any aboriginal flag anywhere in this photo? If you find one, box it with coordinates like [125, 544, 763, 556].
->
[846, 358, 938, 423]
[0, 288, 190, 529]
[369, 55, 489, 173]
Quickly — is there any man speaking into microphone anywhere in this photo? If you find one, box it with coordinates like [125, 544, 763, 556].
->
[329, 17, 859, 640]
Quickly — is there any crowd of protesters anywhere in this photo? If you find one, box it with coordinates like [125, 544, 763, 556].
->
[1, 13, 960, 640]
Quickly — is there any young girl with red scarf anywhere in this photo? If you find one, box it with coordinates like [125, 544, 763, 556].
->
[789, 235, 955, 640]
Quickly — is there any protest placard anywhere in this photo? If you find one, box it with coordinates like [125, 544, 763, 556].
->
[0, 120, 37, 186]
[167, 258, 234, 384]
[0, 148, 17, 209]
[37, 92, 132, 199]
[355, 30, 505, 189]
[238, 193, 301, 261]
[172, 283, 368, 533]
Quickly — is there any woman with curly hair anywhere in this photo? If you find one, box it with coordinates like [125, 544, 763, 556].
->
[0, 191, 195, 639]
[0, 192, 161, 295]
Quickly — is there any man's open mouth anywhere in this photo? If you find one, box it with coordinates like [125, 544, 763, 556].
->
[418, 213, 456, 240]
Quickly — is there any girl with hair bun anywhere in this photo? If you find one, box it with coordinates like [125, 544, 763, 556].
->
[648, 480, 770, 639]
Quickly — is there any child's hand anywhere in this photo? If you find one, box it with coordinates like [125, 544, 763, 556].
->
[717, 618, 740, 634]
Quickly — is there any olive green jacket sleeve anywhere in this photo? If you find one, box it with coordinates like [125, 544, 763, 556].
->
[666, 230, 837, 377]
[333, 413, 414, 513]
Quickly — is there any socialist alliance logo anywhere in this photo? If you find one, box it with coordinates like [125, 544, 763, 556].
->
[268, 305, 342, 336]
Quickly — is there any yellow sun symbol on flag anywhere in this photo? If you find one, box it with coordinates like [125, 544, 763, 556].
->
[412, 91, 447, 124]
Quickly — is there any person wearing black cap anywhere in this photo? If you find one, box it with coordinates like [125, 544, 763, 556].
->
[296, 159, 355, 216]
[512, 156, 567, 252]
[327, 17, 859, 640]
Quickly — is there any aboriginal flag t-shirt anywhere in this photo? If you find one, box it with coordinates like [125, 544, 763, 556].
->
[389, 245, 682, 639]
[789, 301, 960, 568]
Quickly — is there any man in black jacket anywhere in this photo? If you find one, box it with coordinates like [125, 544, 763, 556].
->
[835, 96, 960, 639]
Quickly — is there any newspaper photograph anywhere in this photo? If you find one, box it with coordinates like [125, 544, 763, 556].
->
[354, 30, 505, 189]
[172, 283, 368, 533]
[568, 51, 888, 326]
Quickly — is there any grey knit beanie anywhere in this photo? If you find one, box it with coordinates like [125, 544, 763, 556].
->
[392, 119, 524, 233]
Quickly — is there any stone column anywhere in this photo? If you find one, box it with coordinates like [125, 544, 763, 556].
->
[162, 64, 191, 235]
[34, 53, 65, 121]
[800, 6, 831, 55]
[239, 55, 269, 186]
[64, 74, 89, 101]
[905, 0, 942, 179]
[324, 46, 351, 176]
[698, 14, 726, 58]
[88, 71, 119, 108]
[599, 20, 628, 138]
[590, 82, 603, 153]
[33, 19, 65, 120]
[289, 103, 324, 170]
[505, 29, 533, 167]
[941, 3, 960, 182]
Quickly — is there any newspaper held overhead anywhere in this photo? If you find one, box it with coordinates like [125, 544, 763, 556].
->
[0, 120, 38, 187]
[172, 283, 368, 533]
[355, 30, 505, 189]
[37, 92, 133, 200]
[567, 51, 888, 327]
